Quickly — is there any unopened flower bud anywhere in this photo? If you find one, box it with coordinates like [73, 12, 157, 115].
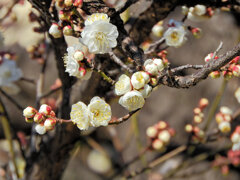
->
[209, 71, 220, 79]
[158, 130, 171, 144]
[191, 28, 202, 39]
[185, 124, 193, 132]
[49, 23, 62, 38]
[216, 113, 224, 124]
[59, 11, 69, 21]
[25, 117, 34, 123]
[152, 139, 164, 151]
[157, 121, 168, 130]
[152, 21, 164, 37]
[231, 133, 240, 144]
[73, 51, 84, 62]
[150, 77, 158, 86]
[194, 115, 202, 124]
[23, 106, 37, 118]
[49, 111, 56, 118]
[223, 71, 233, 80]
[34, 112, 45, 123]
[35, 124, 47, 135]
[73, 0, 83, 7]
[63, 25, 73, 36]
[44, 118, 56, 131]
[64, 0, 73, 6]
[218, 121, 231, 133]
[146, 126, 158, 138]
[220, 106, 232, 115]
[224, 114, 232, 122]
[39, 104, 52, 116]
[232, 65, 240, 77]
[199, 98, 208, 109]
[194, 107, 201, 114]
[181, 6, 189, 15]
[196, 129, 205, 139]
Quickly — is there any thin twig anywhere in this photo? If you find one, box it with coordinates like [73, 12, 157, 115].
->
[145, 37, 165, 55]
[108, 109, 140, 125]
[20, 77, 35, 84]
[108, 51, 134, 73]
[39, 86, 62, 99]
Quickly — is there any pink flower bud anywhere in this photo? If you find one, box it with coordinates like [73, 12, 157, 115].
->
[44, 118, 57, 131]
[23, 106, 37, 118]
[199, 98, 209, 109]
[209, 71, 220, 79]
[232, 65, 240, 77]
[146, 126, 158, 138]
[33, 112, 45, 123]
[39, 104, 52, 116]
[73, 0, 83, 7]
[158, 130, 171, 144]
[157, 121, 168, 130]
[63, 25, 73, 36]
[185, 124, 193, 132]
[152, 139, 164, 151]
[49, 111, 56, 118]
[49, 23, 62, 38]
[191, 28, 202, 39]
[193, 107, 201, 114]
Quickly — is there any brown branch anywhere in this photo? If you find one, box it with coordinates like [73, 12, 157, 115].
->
[108, 109, 140, 125]
[158, 43, 240, 88]
[116, 0, 140, 14]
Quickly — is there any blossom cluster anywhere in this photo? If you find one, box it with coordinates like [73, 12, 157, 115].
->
[185, 98, 209, 143]
[182, 4, 214, 22]
[146, 121, 175, 151]
[215, 106, 232, 133]
[205, 54, 240, 79]
[70, 96, 111, 130]
[23, 104, 56, 135]
[48, 0, 83, 38]
[115, 58, 165, 111]
[0, 53, 22, 94]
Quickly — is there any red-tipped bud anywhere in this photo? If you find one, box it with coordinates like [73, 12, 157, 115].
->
[209, 71, 220, 79]
[157, 121, 168, 130]
[44, 118, 57, 131]
[63, 25, 73, 36]
[39, 104, 52, 116]
[191, 28, 202, 39]
[199, 98, 209, 109]
[23, 106, 37, 118]
[34, 112, 45, 123]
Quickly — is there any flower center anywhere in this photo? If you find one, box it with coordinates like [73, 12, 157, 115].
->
[171, 31, 179, 41]
[95, 32, 106, 42]
[93, 110, 99, 117]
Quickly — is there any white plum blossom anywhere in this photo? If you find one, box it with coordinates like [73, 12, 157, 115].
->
[35, 124, 47, 135]
[114, 74, 132, 96]
[81, 13, 119, 54]
[119, 90, 145, 111]
[164, 26, 187, 48]
[152, 21, 164, 37]
[66, 43, 88, 62]
[87, 150, 112, 173]
[70, 101, 90, 130]
[131, 71, 150, 90]
[218, 121, 231, 133]
[0, 58, 22, 94]
[49, 23, 62, 38]
[139, 84, 152, 98]
[88, 97, 112, 127]
[84, 13, 110, 26]
[220, 106, 232, 115]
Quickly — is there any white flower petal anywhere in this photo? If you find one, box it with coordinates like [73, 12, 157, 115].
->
[164, 26, 187, 48]
[139, 84, 152, 98]
[88, 97, 111, 127]
[131, 72, 147, 90]
[119, 90, 145, 111]
[70, 101, 90, 130]
[115, 74, 132, 96]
